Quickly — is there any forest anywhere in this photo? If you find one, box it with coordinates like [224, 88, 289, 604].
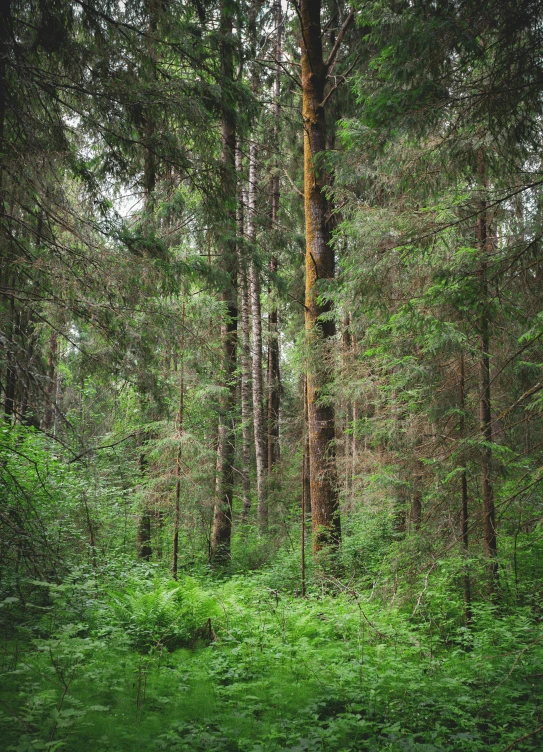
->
[3, 0, 543, 749]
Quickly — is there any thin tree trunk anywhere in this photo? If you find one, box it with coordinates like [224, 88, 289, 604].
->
[0, 1, 12, 422]
[136, 507, 153, 561]
[301, 484, 306, 597]
[3, 296, 16, 421]
[136, 446, 153, 560]
[240, 266, 252, 520]
[248, 137, 268, 530]
[172, 304, 185, 579]
[237, 143, 252, 521]
[211, 0, 238, 563]
[410, 483, 422, 531]
[43, 330, 58, 432]
[341, 313, 351, 495]
[477, 152, 498, 591]
[267, 259, 280, 472]
[459, 352, 472, 626]
[352, 400, 357, 489]
[303, 375, 311, 525]
[267, 0, 282, 473]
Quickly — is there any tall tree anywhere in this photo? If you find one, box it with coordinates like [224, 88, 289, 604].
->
[477, 153, 498, 589]
[248, 133, 268, 530]
[237, 143, 252, 520]
[299, 0, 353, 550]
[211, 0, 239, 563]
[266, 0, 282, 474]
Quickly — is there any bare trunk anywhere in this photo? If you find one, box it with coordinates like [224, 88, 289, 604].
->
[477, 152, 498, 591]
[267, 257, 280, 472]
[135, 0, 160, 558]
[43, 330, 58, 432]
[459, 353, 472, 626]
[137, 448, 153, 560]
[267, 0, 282, 473]
[211, 0, 238, 563]
[303, 376, 311, 524]
[341, 314, 351, 495]
[300, 0, 342, 550]
[248, 138, 268, 530]
[301, 375, 310, 595]
[237, 144, 252, 521]
[352, 399, 357, 489]
[172, 305, 185, 579]
[3, 296, 16, 421]
[136, 507, 153, 561]
[410, 486, 422, 531]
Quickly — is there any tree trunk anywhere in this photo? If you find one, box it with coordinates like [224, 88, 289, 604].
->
[459, 352, 472, 626]
[267, 0, 282, 473]
[237, 143, 252, 521]
[303, 375, 311, 522]
[300, 0, 346, 550]
[172, 305, 185, 579]
[211, 0, 238, 563]
[135, 0, 161, 559]
[341, 313, 351, 495]
[410, 485, 422, 531]
[248, 138, 268, 530]
[0, 1, 11, 422]
[136, 507, 153, 561]
[3, 296, 16, 421]
[477, 152, 498, 591]
[43, 330, 58, 432]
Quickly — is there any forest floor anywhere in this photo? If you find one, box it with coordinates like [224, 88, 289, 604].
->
[2, 564, 543, 752]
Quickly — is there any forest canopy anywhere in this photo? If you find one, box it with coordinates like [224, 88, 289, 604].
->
[3, 1, 543, 750]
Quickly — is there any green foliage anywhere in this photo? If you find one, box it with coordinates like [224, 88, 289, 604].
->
[3, 570, 543, 751]
[98, 576, 221, 652]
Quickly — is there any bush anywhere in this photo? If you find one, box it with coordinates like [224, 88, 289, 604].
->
[100, 576, 221, 652]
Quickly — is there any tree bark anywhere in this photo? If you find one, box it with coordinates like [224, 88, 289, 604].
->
[459, 353, 472, 626]
[172, 304, 185, 579]
[237, 143, 252, 521]
[477, 152, 498, 591]
[43, 330, 58, 432]
[300, 0, 345, 550]
[136, 507, 153, 561]
[303, 375, 311, 522]
[3, 296, 16, 421]
[267, 0, 282, 473]
[211, 0, 238, 563]
[248, 137, 268, 530]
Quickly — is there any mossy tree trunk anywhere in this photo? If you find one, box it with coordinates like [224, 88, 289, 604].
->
[300, 0, 353, 551]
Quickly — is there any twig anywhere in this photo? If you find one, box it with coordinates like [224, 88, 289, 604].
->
[283, 167, 304, 198]
[69, 433, 137, 463]
[411, 563, 437, 617]
[321, 54, 360, 108]
[489, 633, 543, 696]
[502, 724, 543, 752]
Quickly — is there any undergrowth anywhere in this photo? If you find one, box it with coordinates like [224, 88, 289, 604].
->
[2, 563, 543, 751]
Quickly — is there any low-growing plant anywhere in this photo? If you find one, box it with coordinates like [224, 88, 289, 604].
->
[100, 576, 222, 652]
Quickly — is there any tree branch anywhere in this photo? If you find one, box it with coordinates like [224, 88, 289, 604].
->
[283, 167, 304, 198]
[325, 8, 355, 70]
[69, 434, 137, 463]
[502, 724, 543, 752]
[321, 54, 360, 107]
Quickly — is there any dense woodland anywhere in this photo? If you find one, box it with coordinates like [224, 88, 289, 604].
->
[3, 0, 543, 749]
